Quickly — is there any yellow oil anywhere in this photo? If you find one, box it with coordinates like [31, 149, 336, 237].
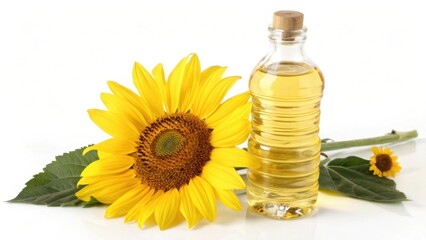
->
[247, 62, 324, 219]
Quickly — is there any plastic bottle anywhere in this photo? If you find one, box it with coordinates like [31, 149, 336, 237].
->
[247, 10, 324, 219]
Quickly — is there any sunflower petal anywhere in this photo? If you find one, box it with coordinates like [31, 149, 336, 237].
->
[192, 67, 241, 119]
[210, 120, 250, 147]
[206, 92, 251, 128]
[124, 188, 155, 223]
[137, 190, 164, 229]
[152, 63, 167, 110]
[201, 66, 222, 82]
[371, 146, 380, 155]
[97, 150, 116, 159]
[169, 212, 185, 229]
[213, 188, 242, 211]
[383, 147, 392, 155]
[210, 147, 257, 168]
[191, 66, 227, 116]
[88, 109, 139, 140]
[105, 184, 149, 218]
[80, 156, 134, 177]
[207, 102, 251, 130]
[188, 176, 216, 222]
[199, 76, 241, 119]
[107, 81, 154, 124]
[201, 161, 246, 190]
[76, 174, 139, 204]
[179, 184, 201, 228]
[200, 67, 228, 94]
[155, 189, 180, 230]
[101, 93, 147, 129]
[166, 55, 189, 113]
[83, 138, 136, 155]
[77, 170, 135, 186]
[179, 54, 201, 113]
[133, 62, 165, 117]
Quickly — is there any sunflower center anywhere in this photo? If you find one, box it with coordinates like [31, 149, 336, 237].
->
[375, 154, 393, 172]
[135, 113, 213, 191]
[153, 130, 185, 157]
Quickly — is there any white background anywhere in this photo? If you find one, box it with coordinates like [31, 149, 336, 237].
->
[1, 0, 425, 239]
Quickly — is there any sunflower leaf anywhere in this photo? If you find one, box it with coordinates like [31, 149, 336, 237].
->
[319, 156, 408, 203]
[9, 146, 101, 207]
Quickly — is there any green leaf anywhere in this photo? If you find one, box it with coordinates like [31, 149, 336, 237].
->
[319, 156, 408, 203]
[9, 146, 101, 207]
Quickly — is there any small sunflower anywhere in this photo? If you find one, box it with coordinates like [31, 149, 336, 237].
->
[76, 54, 255, 230]
[369, 146, 401, 178]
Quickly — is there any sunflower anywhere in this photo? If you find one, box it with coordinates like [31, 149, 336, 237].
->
[75, 54, 255, 230]
[369, 146, 401, 178]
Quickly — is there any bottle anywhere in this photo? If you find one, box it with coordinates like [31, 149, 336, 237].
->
[247, 10, 324, 219]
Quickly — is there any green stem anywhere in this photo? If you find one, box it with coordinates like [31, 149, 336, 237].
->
[321, 130, 418, 152]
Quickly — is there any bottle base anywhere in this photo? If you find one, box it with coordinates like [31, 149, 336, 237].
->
[249, 202, 316, 220]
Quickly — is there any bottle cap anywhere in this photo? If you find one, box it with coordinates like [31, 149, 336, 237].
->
[273, 10, 304, 31]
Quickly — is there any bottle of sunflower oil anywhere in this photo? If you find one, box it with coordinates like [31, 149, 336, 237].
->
[247, 10, 324, 219]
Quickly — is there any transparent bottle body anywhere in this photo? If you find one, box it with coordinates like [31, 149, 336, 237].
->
[247, 29, 324, 219]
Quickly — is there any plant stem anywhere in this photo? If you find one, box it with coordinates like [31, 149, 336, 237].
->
[321, 130, 418, 152]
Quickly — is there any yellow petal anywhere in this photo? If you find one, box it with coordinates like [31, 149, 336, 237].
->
[200, 67, 227, 94]
[155, 189, 180, 230]
[206, 92, 250, 128]
[137, 190, 164, 229]
[88, 109, 139, 140]
[207, 102, 251, 130]
[179, 184, 201, 228]
[133, 62, 165, 117]
[169, 212, 185, 229]
[201, 161, 246, 190]
[107, 81, 154, 124]
[210, 147, 257, 168]
[201, 66, 222, 83]
[383, 147, 392, 155]
[370, 166, 383, 177]
[210, 120, 250, 147]
[213, 188, 242, 211]
[201, 76, 241, 119]
[83, 138, 136, 155]
[77, 170, 135, 186]
[179, 54, 201, 113]
[80, 156, 135, 177]
[76, 175, 139, 204]
[187, 176, 216, 222]
[383, 171, 389, 177]
[191, 66, 227, 116]
[371, 146, 380, 155]
[152, 63, 167, 110]
[105, 184, 149, 218]
[394, 164, 402, 171]
[97, 150, 115, 159]
[124, 188, 155, 223]
[166, 55, 189, 113]
[101, 93, 147, 129]
[194, 74, 241, 119]
[97, 184, 139, 204]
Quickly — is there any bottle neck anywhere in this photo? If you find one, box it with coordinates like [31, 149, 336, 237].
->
[267, 26, 308, 62]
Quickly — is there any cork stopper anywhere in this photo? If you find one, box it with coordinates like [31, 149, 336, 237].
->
[273, 10, 304, 31]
